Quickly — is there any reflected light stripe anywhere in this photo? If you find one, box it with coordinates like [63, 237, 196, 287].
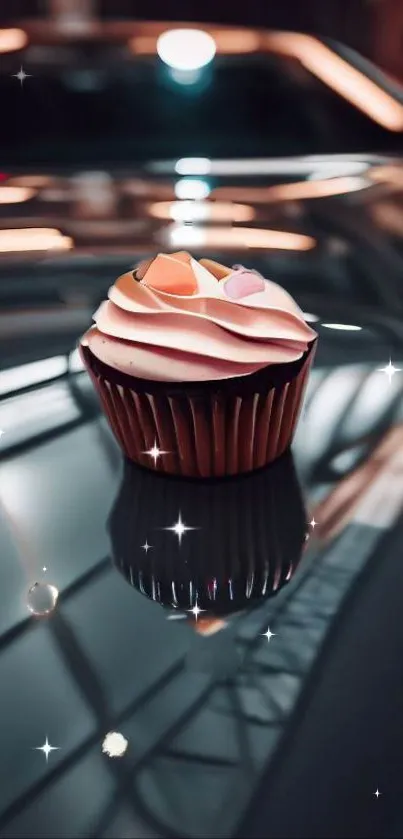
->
[129, 27, 260, 55]
[321, 323, 362, 331]
[175, 157, 212, 175]
[266, 32, 403, 131]
[149, 200, 255, 222]
[0, 187, 36, 204]
[0, 28, 27, 53]
[0, 356, 67, 397]
[169, 224, 315, 250]
[213, 176, 369, 204]
[264, 176, 369, 200]
[0, 228, 73, 252]
[159, 157, 373, 178]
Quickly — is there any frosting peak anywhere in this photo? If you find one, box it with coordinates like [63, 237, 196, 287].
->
[84, 253, 316, 382]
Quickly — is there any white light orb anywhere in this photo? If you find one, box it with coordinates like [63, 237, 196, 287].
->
[175, 158, 212, 176]
[174, 179, 210, 200]
[157, 29, 216, 72]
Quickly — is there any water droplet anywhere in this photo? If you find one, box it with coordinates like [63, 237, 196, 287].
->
[27, 582, 59, 616]
[102, 731, 128, 758]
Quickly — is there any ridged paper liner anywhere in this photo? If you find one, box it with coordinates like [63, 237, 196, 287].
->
[80, 341, 315, 478]
[109, 452, 307, 616]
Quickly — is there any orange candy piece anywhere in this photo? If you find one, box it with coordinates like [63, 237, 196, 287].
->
[142, 252, 197, 295]
[199, 258, 231, 280]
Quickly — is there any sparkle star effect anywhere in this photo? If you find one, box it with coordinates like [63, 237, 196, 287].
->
[34, 737, 60, 762]
[141, 540, 152, 553]
[310, 517, 317, 529]
[187, 602, 206, 621]
[378, 359, 401, 385]
[143, 440, 170, 466]
[261, 626, 276, 642]
[374, 789, 382, 798]
[12, 66, 32, 86]
[164, 512, 197, 545]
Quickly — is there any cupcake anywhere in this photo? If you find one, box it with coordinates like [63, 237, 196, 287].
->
[109, 451, 307, 621]
[80, 251, 317, 477]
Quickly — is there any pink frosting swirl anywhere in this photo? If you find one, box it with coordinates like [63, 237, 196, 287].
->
[82, 253, 316, 382]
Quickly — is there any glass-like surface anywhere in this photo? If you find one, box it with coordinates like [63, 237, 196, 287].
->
[1, 296, 403, 837]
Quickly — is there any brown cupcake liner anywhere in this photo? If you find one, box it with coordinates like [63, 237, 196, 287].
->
[80, 341, 316, 477]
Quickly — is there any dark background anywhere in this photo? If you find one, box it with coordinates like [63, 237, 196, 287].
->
[2, 0, 403, 81]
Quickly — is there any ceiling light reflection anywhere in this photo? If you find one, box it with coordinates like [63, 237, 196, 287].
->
[149, 200, 254, 223]
[175, 179, 211, 200]
[129, 35, 157, 55]
[271, 176, 369, 199]
[167, 158, 372, 178]
[0, 28, 27, 54]
[169, 225, 315, 250]
[8, 175, 54, 188]
[0, 228, 73, 253]
[266, 32, 403, 131]
[0, 187, 36, 204]
[157, 29, 216, 71]
[213, 29, 260, 53]
[175, 158, 212, 175]
[169, 226, 205, 248]
[130, 27, 259, 57]
[214, 176, 369, 204]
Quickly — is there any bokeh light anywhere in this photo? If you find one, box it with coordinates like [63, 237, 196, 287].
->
[157, 29, 216, 71]
[174, 178, 211, 200]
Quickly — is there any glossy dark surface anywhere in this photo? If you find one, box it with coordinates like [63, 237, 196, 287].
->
[110, 453, 307, 616]
[2, 20, 403, 839]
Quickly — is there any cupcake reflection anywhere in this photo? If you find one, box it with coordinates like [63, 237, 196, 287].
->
[109, 451, 307, 622]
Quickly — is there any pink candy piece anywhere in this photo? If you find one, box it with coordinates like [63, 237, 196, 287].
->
[223, 270, 265, 300]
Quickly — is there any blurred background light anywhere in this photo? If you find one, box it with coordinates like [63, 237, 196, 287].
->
[149, 200, 255, 222]
[169, 225, 315, 250]
[169, 225, 206, 248]
[0, 28, 27, 54]
[7, 176, 54, 188]
[131, 27, 260, 58]
[213, 29, 260, 54]
[157, 28, 216, 71]
[266, 32, 403, 131]
[0, 228, 73, 253]
[243, 176, 370, 203]
[0, 187, 36, 204]
[174, 178, 211, 199]
[169, 68, 204, 86]
[156, 158, 372, 177]
[175, 158, 212, 175]
[308, 162, 369, 180]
